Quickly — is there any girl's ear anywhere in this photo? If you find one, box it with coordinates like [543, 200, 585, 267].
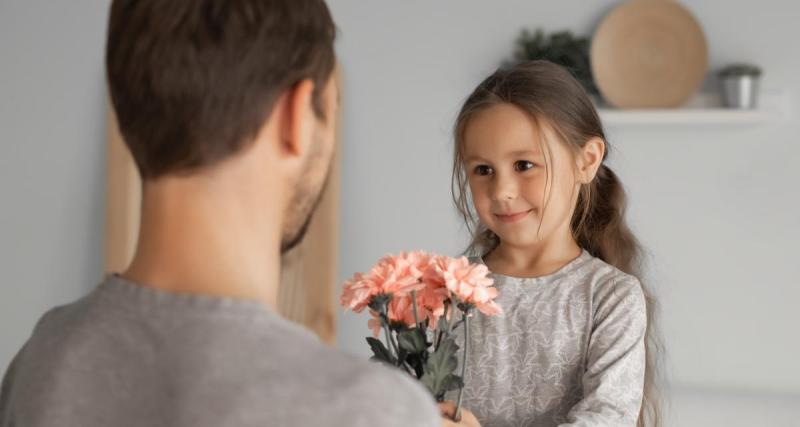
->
[577, 137, 605, 184]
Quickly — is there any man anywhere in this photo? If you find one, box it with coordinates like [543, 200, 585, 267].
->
[0, 1, 478, 426]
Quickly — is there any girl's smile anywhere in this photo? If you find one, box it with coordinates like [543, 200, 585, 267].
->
[494, 209, 533, 223]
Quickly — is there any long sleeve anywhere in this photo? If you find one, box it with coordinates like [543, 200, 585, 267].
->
[457, 251, 650, 427]
[560, 276, 647, 427]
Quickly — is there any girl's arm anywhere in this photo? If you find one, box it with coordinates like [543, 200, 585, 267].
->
[560, 276, 647, 427]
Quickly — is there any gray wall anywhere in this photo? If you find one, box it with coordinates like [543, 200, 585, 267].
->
[0, 0, 109, 369]
[1, 0, 798, 425]
[328, 0, 800, 424]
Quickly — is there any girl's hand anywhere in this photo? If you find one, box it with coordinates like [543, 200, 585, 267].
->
[438, 401, 481, 427]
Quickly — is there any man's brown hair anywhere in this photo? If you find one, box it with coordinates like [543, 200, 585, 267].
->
[106, 0, 336, 179]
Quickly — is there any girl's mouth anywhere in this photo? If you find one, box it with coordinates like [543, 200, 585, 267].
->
[494, 209, 532, 223]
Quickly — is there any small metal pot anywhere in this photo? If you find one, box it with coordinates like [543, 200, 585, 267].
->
[719, 75, 760, 109]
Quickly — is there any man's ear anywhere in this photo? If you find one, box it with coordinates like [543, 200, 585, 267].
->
[278, 79, 316, 158]
[577, 137, 605, 184]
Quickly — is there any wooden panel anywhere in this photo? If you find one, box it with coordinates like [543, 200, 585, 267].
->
[104, 108, 339, 345]
[278, 145, 340, 345]
[103, 109, 141, 274]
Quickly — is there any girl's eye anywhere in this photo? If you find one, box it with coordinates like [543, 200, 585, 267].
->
[474, 165, 493, 176]
[515, 160, 535, 172]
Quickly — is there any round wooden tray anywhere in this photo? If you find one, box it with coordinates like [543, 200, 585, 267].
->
[591, 0, 708, 108]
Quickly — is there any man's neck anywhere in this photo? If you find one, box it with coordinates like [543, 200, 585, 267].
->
[122, 176, 282, 309]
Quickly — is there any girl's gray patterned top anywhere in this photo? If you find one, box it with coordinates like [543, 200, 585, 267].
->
[450, 250, 646, 427]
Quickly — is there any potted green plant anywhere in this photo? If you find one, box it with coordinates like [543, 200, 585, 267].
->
[506, 29, 597, 94]
[718, 63, 762, 109]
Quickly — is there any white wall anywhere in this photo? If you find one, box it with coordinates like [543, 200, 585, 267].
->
[0, 0, 109, 370]
[328, 0, 800, 424]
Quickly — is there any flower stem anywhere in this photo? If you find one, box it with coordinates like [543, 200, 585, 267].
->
[435, 303, 450, 351]
[454, 307, 472, 422]
[382, 320, 398, 361]
[447, 292, 458, 333]
[411, 290, 421, 327]
[386, 324, 413, 375]
[378, 300, 399, 362]
[390, 327, 401, 358]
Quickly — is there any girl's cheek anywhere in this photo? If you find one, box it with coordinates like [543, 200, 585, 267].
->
[474, 198, 493, 222]
[469, 184, 488, 205]
[524, 178, 547, 201]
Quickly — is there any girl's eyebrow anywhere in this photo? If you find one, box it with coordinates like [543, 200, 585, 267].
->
[464, 155, 490, 163]
[507, 149, 541, 157]
[465, 149, 541, 163]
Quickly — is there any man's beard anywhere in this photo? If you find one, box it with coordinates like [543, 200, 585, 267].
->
[280, 153, 332, 254]
[279, 181, 326, 254]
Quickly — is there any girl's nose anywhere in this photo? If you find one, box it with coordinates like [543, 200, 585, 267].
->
[491, 173, 517, 201]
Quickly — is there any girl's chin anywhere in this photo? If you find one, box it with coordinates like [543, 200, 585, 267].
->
[493, 231, 541, 248]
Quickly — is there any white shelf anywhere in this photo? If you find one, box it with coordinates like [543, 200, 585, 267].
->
[596, 92, 790, 126]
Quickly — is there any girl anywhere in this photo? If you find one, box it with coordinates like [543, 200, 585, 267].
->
[448, 61, 660, 427]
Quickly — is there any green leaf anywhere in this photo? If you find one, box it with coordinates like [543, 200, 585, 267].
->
[398, 328, 428, 354]
[397, 348, 408, 365]
[437, 316, 448, 332]
[420, 336, 461, 400]
[442, 374, 464, 392]
[508, 27, 597, 94]
[405, 352, 426, 379]
[366, 337, 396, 365]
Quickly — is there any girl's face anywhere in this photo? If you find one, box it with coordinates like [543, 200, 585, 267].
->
[463, 103, 580, 250]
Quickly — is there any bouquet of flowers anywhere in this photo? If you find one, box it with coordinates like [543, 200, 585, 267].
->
[340, 251, 503, 421]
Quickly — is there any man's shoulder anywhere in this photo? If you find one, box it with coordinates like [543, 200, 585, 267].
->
[3, 279, 441, 427]
[294, 350, 440, 426]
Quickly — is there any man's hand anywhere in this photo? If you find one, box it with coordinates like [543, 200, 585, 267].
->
[438, 401, 481, 427]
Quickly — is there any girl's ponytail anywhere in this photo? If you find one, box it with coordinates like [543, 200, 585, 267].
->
[573, 163, 662, 427]
[573, 164, 639, 274]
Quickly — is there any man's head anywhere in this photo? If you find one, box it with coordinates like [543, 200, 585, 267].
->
[106, 0, 338, 253]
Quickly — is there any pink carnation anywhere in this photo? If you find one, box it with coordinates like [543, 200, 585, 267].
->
[417, 255, 451, 328]
[342, 251, 503, 337]
[340, 253, 427, 313]
[366, 295, 419, 337]
[438, 257, 503, 316]
[379, 251, 430, 280]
